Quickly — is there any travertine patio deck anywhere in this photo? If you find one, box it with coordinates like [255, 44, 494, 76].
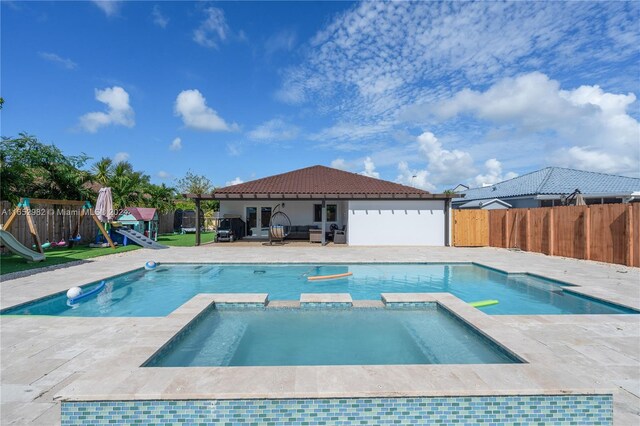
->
[1, 245, 638, 424]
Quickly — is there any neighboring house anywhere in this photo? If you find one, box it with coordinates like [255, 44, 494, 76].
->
[451, 184, 469, 193]
[118, 207, 159, 241]
[453, 167, 640, 209]
[192, 165, 452, 246]
[458, 199, 512, 210]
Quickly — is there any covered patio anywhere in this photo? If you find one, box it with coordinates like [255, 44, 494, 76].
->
[185, 165, 453, 246]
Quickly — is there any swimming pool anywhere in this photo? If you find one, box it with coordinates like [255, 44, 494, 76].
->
[2, 263, 636, 316]
[144, 306, 520, 367]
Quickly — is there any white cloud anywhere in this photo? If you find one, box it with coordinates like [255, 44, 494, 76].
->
[330, 158, 349, 170]
[78, 86, 135, 133]
[396, 162, 435, 191]
[394, 132, 519, 191]
[474, 159, 518, 187]
[226, 142, 241, 157]
[169, 137, 182, 151]
[361, 157, 379, 179]
[417, 132, 474, 186]
[265, 30, 296, 56]
[113, 152, 129, 163]
[331, 156, 383, 177]
[308, 122, 395, 152]
[152, 5, 168, 28]
[225, 177, 244, 186]
[430, 72, 640, 175]
[247, 119, 299, 141]
[193, 7, 228, 48]
[277, 2, 638, 126]
[92, 1, 120, 17]
[174, 89, 237, 132]
[157, 170, 171, 179]
[38, 52, 77, 70]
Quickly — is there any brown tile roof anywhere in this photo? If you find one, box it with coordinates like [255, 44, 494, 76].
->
[211, 165, 439, 199]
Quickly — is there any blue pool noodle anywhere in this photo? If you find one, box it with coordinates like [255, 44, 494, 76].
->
[68, 281, 106, 305]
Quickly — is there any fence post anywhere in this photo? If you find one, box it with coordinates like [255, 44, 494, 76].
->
[451, 209, 456, 246]
[627, 204, 634, 267]
[503, 209, 510, 248]
[195, 199, 201, 246]
[548, 207, 555, 256]
[584, 206, 591, 260]
[525, 209, 531, 251]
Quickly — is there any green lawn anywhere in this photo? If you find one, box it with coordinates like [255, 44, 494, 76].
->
[0, 245, 141, 275]
[157, 231, 216, 247]
[0, 233, 214, 275]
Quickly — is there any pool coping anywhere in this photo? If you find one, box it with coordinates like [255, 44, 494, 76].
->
[55, 292, 617, 403]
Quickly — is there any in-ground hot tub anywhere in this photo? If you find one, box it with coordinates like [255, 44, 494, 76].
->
[143, 305, 521, 367]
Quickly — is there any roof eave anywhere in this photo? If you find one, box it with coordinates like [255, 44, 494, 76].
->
[185, 193, 453, 200]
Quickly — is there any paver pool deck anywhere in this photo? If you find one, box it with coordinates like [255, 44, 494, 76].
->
[1, 245, 638, 425]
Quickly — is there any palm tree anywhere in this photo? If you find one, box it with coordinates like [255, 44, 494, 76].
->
[110, 174, 142, 209]
[145, 183, 176, 213]
[113, 161, 134, 178]
[92, 157, 114, 186]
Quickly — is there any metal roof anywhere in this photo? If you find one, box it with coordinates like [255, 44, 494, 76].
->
[458, 199, 512, 209]
[456, 167, 640, 202]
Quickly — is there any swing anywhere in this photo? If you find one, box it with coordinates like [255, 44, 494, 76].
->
[70, 208, 82, 242]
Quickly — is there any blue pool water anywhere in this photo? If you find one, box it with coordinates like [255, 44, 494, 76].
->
[144, 307, 520, 367]
[2, 263, 636, 316]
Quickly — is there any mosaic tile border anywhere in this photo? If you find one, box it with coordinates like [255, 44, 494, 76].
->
[383, 301, 437, 310]
[300, 302, 353, 309]
[214, 302, 267, 310]
[61, 394, 613, 425]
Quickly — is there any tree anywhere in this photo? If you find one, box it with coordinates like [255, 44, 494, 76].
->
[108, 162, 150, 209]
[0, 133, 91, 203]
[92, 157, 113, 186]
[175, 171, 218, 210]
[144, 183, 176, 213]
[175, 171, 213, 195]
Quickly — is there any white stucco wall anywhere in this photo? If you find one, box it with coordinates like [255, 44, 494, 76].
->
[347, 200, 446, 246]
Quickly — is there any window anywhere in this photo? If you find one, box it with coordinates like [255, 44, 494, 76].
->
[314, 204, 337, 222]
[261, 207, 272, 228]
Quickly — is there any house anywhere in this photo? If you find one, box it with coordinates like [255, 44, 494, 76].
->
[117, 207, 159, 241]
[187, 165, 453, 246]
[453, 167, 640, 209]
[451, 184, 469, 193]
[458, 199, 512, 210]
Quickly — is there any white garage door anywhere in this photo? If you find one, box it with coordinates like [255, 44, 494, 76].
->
[347, 200, 446, 246]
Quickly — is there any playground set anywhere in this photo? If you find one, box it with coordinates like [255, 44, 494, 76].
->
[0, 197, 167, 263]
[0, 198, 115, 262]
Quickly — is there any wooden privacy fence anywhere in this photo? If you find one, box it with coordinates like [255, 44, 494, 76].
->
[1, 201, 178, 250]
[157, 212, 175, 234]
[452, 209, 489, 247]
[452, 204, 639, 267]
[0, 200, 100, 249]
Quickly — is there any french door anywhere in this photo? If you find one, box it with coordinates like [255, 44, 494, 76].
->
[245, 206, 272, 237]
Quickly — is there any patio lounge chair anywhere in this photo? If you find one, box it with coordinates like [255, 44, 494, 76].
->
[333, 226, 346, 244]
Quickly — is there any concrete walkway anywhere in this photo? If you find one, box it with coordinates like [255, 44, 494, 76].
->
[1, 245, 638, 424]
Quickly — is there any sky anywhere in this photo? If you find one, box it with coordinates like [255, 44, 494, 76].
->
[2, 1, 639, 191]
